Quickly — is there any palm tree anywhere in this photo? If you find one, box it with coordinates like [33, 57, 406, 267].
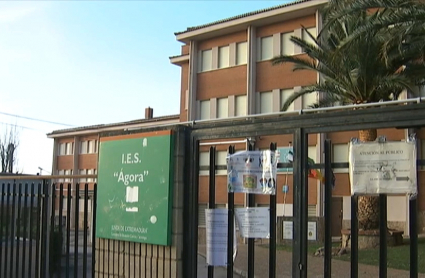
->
[272, 2, 425, 233]
[324, 0, 425, 59]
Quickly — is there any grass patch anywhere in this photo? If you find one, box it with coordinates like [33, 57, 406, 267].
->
[270, 238, 425, 273]
[335, 237, 425, 273]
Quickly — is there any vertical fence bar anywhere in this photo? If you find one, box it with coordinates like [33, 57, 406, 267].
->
[292, 128, 308, 278]
[59, 183, 64, 278]
[21, 183, 29, 278]
[208, 146, 216, 278]
[66, 183, 71, 278]
[409, 197, 418, 278]
[112, 239, 115, 278]
[40, 179, 50, 278]
[185, 137, 199, 278]
[247, 142, 255, 278]
[104, 239, 107, 278]
[35, 182, 42, 278]
[74, 183, 80, 278]
[0, 183, 5, 275]
[83, 184, 88, 278]
[4, 183, 11, 278]
[227, 145, 235, 278]
[9, 181, 17, 277]
[92, 183, 97, 278]
[379, 194, 387, 278]
[269, 142, 277, 278]
[15, 183, 23, 278]
[49, 183, 56, 277]
[108, 238, 111, 276]
[324, 139, 332, 278]
[28, 183, 35, 278]
[351, 195, 358, 278]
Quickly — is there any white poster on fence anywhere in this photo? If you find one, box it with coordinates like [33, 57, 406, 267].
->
[308, 221, 317, 241]
[227, 150, 279, 195]
[205, 209, 237, 266]
[283, 221, 293, 239]
[349, 141, 417, 195]
[234, 207, 270, 238]
[282, 221, 317, 241]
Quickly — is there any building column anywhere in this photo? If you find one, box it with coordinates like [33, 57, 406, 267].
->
[247, 25, 257, 115]
[188, 41, 198, 121]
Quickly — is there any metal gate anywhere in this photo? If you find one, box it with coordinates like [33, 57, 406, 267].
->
[0, 177, 96, 278]
[184, 101, 425, 278]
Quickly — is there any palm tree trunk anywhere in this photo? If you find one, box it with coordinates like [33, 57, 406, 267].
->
[357, 129, 379, 230]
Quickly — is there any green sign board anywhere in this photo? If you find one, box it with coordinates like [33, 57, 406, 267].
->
[96, 131, 174, 246]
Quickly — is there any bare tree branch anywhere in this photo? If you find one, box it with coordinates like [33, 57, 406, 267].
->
[0, 124, 20, 173]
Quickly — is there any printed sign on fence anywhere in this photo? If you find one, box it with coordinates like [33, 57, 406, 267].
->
[227, 150, 278, 195]
[234, 207, 270, 238]
[349, 141, 417, 195]
[205, 209, 237, 266]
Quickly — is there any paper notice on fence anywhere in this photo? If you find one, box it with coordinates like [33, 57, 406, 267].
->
[349, 141, 417, 195]
[205, 209, 237, 266]
[227, 150, 279, 195]
[234, 207, 270, 238]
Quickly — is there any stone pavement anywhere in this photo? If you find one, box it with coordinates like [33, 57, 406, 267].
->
[198, 254, 242, 278]
[198, 244, 425, 278]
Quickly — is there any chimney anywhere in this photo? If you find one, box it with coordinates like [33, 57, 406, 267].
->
[145, 107, 153, 119]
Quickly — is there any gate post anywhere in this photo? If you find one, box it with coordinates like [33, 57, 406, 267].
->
[324, 139, 332, 278]
[184, 133, 199, 278]
[292, 128, 308, 278]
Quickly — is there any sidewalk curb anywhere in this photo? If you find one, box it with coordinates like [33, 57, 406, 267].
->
[198, 251, 252, 278]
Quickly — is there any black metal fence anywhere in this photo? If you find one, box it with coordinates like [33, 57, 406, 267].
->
[186, 102, 425, 278]
[0, 178, 96, 278]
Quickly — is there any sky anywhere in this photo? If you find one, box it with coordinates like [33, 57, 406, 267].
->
[0, 0, 292, 175]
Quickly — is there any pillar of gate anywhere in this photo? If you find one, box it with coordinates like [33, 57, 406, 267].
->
[94, 129, 186, 277]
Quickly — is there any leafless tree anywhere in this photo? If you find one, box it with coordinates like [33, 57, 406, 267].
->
[0, 124, 20, 173]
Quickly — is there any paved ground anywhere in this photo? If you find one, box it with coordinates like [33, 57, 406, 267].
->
[198, 254, 242, 278]
[198, 244, 425, 278]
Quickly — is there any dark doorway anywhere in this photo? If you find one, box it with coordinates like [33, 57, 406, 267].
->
[331, 197, 343, 237]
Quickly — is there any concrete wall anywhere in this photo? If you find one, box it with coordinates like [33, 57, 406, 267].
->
[94, 129, 185, 277]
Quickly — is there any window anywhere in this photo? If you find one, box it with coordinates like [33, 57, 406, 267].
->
[216, 151, 227, 175]
[80, 140, 98, 154]
[260, 36, 273, 61]
[65, 142, 73, 155]
[200, 100, 210, 120]
[79, 169, 87, 182]
[260, 91, 273, 114]
[201, 49, 212, 71]
[280, 89, 295, 111]
[87, 169, 94, 182]
[88, 140, 97, 153]
[302, 27, 317, 47]
[235, 95, 247, 116]
[308, 146, 317, 162]
[80, 141, 88, 154]
[281, 32, 294, 56]
[218, 46, 229, 68]
[217, 98, 228, 118]
[302, 92, 317, 109]
[198, 203, 208, 226]
[58, 143, 66, 156]
[64, 169, 73, 182]
[199, 152, 210, 175]
[236, 42, 247, 65]
[58, 169, 65, 182]
[333, 144, 349, 172]
[308, 205, 317, 217]
[59, 142, 73, 155]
